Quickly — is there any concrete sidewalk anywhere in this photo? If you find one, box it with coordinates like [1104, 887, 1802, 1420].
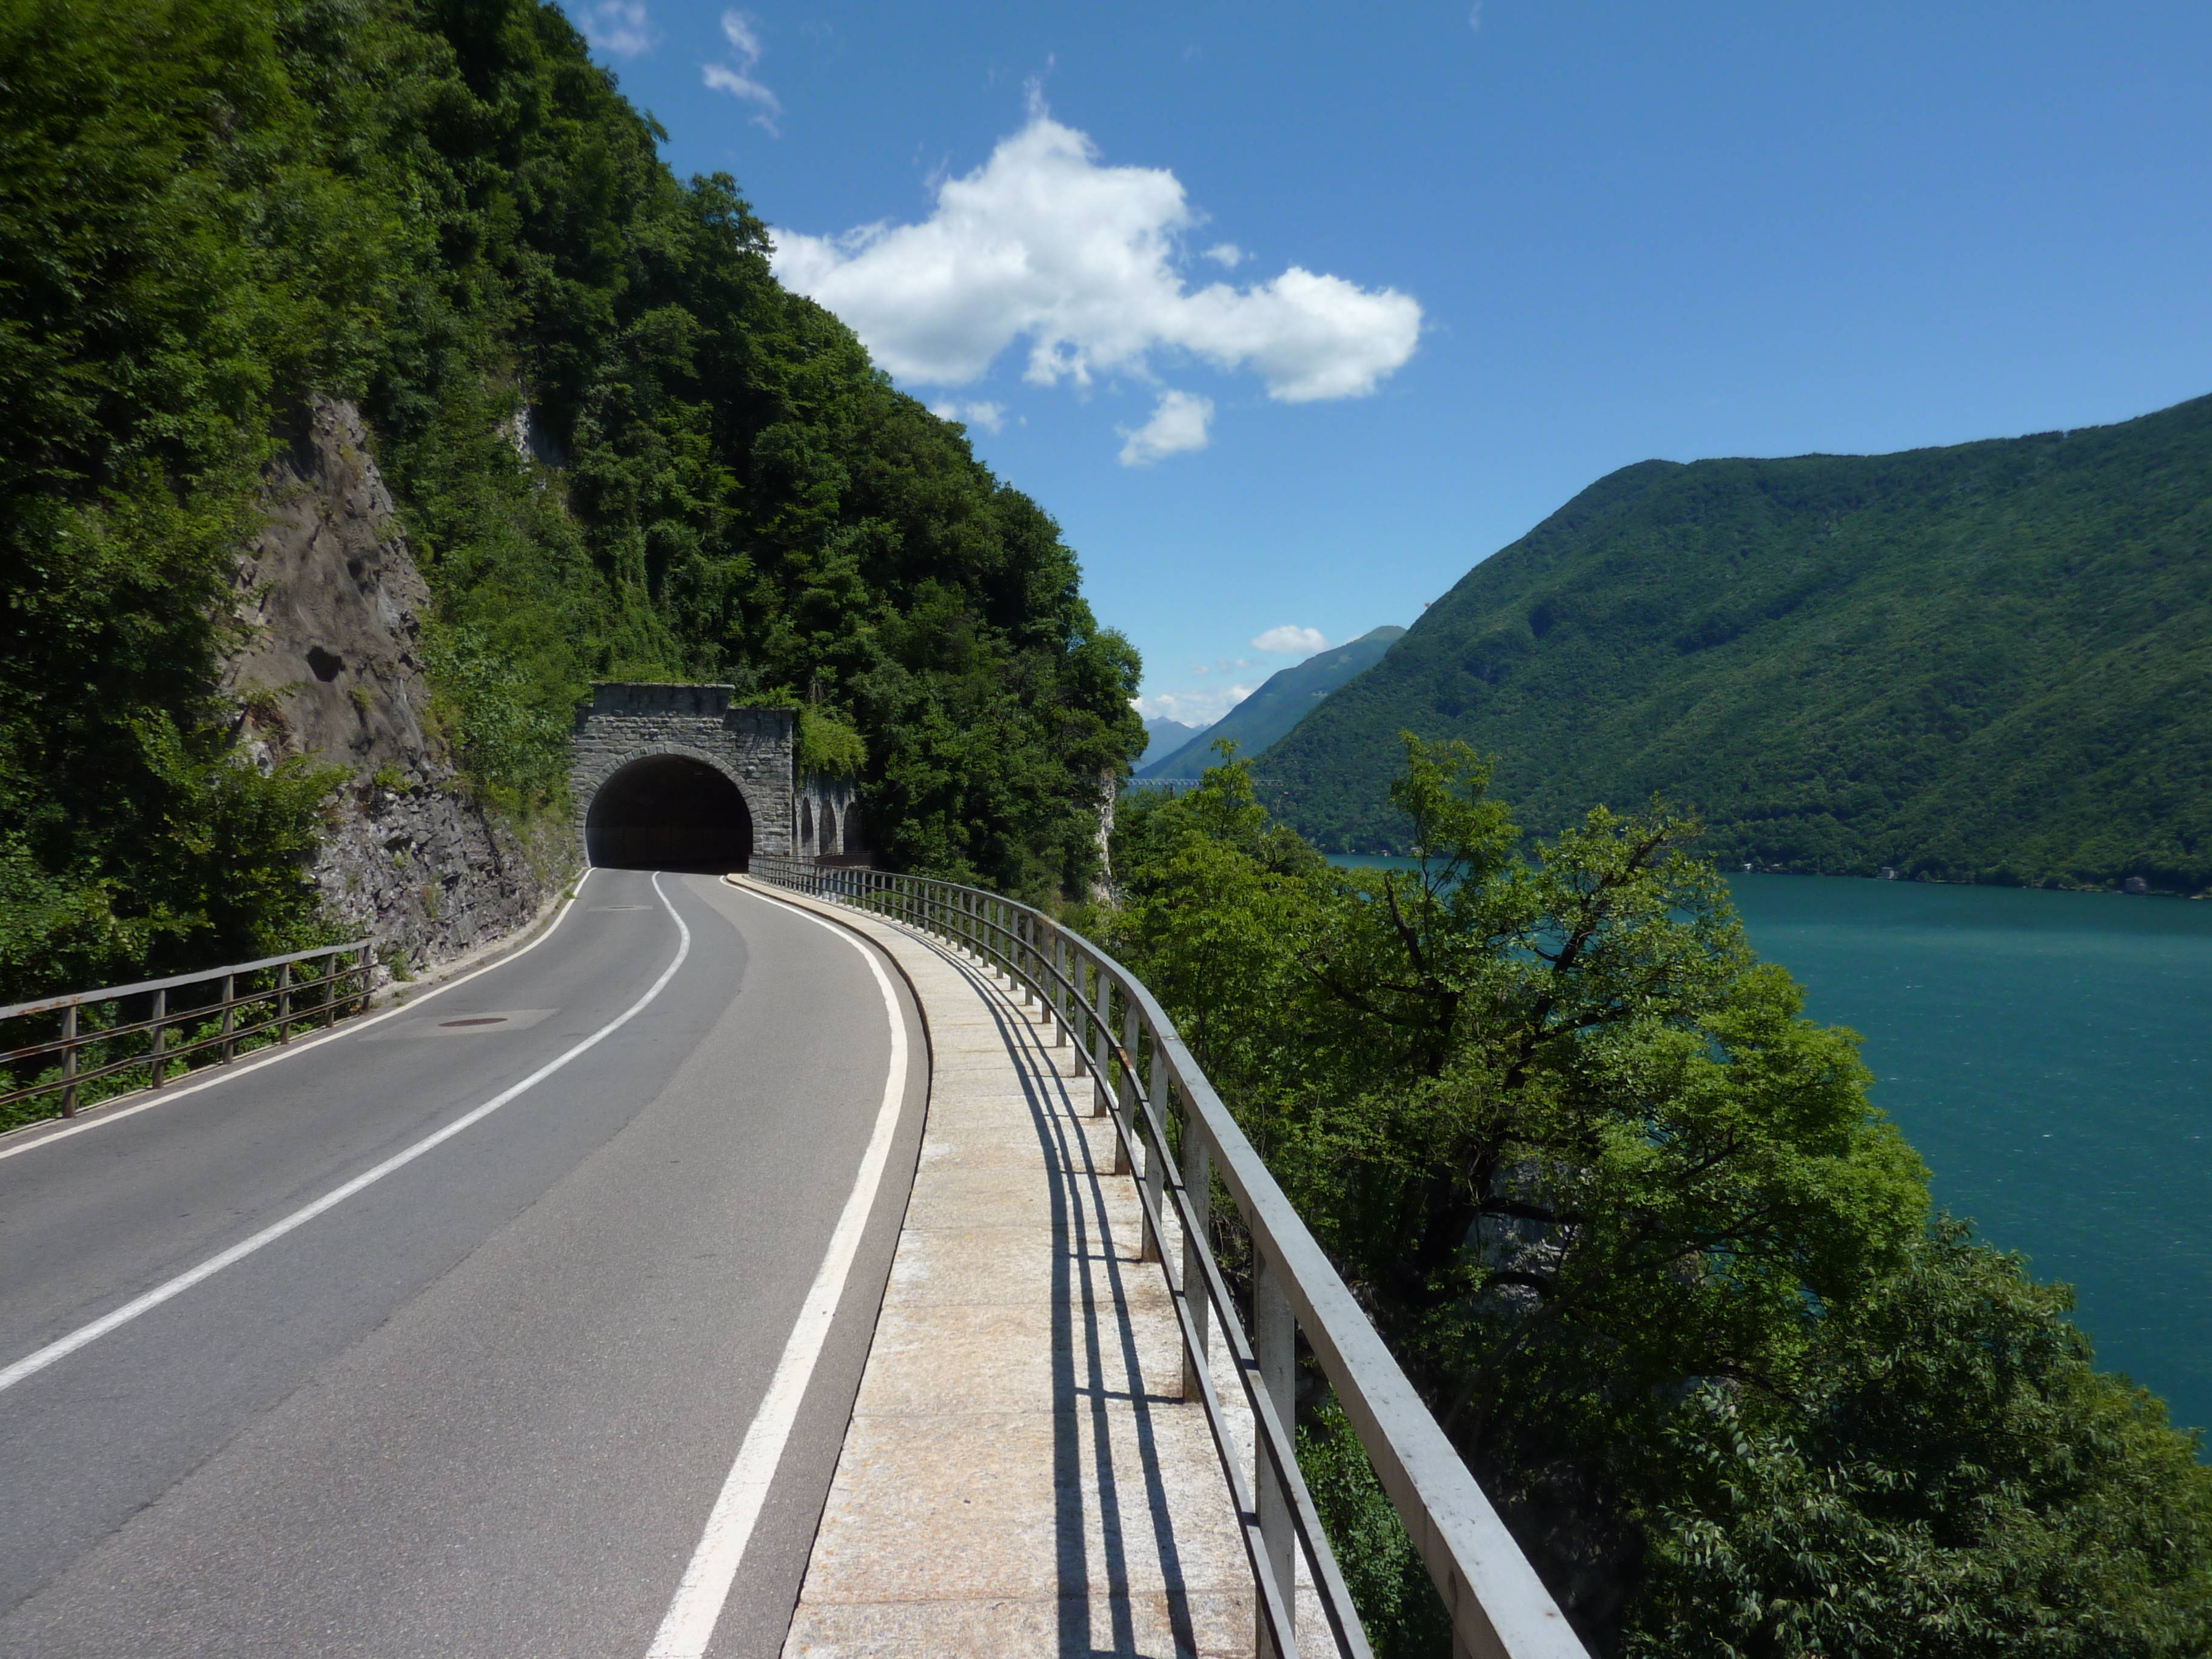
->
[738, 879, 1257, 1658]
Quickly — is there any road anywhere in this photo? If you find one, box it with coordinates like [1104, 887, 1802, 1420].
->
[0, 870, 929, 1659]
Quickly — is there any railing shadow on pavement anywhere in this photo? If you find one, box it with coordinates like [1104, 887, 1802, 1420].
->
[928, 939, 1204, 1657]
[749, 856, 1589, 1659]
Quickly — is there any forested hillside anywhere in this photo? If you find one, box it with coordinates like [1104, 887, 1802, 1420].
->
[1262, 396, 2212, 889]
[0, 0, 1141, 1001]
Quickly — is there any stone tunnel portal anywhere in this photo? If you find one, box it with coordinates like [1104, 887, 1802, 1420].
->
[585, 754, 754, 873]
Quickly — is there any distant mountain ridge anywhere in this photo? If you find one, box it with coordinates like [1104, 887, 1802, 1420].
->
[1142, 626, 1406, 779]
[1258, 394, 2212, 890]
[1139, 718, 1202, 768]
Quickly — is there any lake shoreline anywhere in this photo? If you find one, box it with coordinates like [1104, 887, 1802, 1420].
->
[1332, 852, 2209, 900]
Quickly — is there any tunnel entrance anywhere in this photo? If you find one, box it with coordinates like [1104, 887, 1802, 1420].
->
[585, 754, 754, 872]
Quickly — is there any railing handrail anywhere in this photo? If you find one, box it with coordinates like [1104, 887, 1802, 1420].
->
[0, 939, 378, 1121]
[0, 939, 373, 1024]
[748, 854, 1586, 1659]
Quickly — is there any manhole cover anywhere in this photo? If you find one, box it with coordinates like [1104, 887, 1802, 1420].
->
[440, 1017, 508, 1028]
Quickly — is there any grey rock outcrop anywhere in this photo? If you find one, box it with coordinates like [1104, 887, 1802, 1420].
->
[223, 398, 569, 973]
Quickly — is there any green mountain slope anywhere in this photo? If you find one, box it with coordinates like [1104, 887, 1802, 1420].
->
[1261, 398, 2212, 888]
[1142, 626, 1405, 779]
[1140, 718, 1202, 768]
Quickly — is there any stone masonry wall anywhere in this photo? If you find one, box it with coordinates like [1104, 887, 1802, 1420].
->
[569, 685, 796, 860]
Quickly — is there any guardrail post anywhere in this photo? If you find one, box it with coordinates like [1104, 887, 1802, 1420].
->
[1142, 1041, 1168, 1262]
[1255, 1247, 1298, 1659]
[1044, 929, 1062, 1044]
[1179, 1125, 1212, 1403]
[149, 988, 167, 1088]
[277, 963, 291, 1043]
[1089, 963, 1110, 1119]
[1114, 997, 1138, 1176]
[60, 1003, 78, 1118]
[220, 974, 236, 1062]
[1053, 931, 1070, 1047]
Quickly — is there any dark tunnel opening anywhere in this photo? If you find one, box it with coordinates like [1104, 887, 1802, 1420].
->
[585, 755, 754, 873]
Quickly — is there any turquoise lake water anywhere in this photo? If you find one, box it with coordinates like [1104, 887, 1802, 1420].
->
[1330, 856, 2212, 1436]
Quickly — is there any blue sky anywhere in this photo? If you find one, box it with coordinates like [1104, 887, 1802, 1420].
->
[572, 0, 2212, 727]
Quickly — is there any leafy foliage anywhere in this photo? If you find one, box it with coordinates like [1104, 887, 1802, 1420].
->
[1261, 400, 2212, 891]
[1, 0, 1141, 1000]
[1298, 1397, 1455, 1657]
[1109, 742, 2212, 1655]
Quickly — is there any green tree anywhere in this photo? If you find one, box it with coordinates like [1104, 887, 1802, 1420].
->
[1108, 739, 2212, 1654]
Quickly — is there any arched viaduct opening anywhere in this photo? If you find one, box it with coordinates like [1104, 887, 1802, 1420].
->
[585, 754, 753, 873]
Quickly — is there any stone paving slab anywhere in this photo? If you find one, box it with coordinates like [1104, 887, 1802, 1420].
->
[732, 880, 1264, 1659]
[797, 1405, 1253, 1600]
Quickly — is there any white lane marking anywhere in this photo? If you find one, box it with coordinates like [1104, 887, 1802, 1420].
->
[0, 873, 691, 1397]
[645, 886, 911, 1659]
[0, 871, 602, 1165]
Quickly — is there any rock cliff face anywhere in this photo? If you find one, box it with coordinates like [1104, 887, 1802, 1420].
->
[223, 399, 568, 971]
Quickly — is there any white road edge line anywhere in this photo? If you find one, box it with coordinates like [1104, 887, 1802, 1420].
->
[0, 871, 691, 1398]
[644, 883, 911, 1659]
[0, 869, 603, 1165]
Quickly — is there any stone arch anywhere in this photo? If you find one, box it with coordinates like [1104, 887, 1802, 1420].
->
[799, 796, 815, 853]
[585, 751, 754, 872]
[569, 685, 796, 865]
[823, 801, 840, 854]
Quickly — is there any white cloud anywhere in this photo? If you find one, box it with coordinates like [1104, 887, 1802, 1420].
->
[1135, 685, 1255, 726]
[1252, 625, 1329, 656]
[772, 110, 1421, 431]
[928, 399, 1006, 433]
[1468, 2, 1484, 30]
[721, 10, 762, 57]
[703, 10, 780, 133]
[1118, 390, 1213, 466]
[580, 0, 655, 56]
[1203, 242, 1245, 268]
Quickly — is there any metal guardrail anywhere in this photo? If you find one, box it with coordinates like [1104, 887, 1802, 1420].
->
[749, 855, 1586, 1659]
[0, 940, 377, 1121]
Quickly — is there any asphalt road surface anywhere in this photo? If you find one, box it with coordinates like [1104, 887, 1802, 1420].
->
[0, 870, 928, 1659]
